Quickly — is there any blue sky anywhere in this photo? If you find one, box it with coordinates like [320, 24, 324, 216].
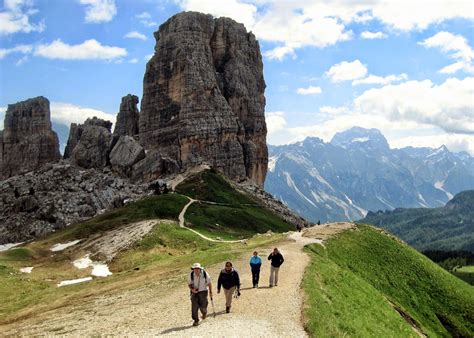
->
[1, 0, 473, 155]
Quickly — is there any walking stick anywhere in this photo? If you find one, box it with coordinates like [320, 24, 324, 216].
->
[210, 296, 216, 318]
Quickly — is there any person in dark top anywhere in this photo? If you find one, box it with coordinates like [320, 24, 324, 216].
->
[268, 248, 284, 287]
[217, 261, 241, 313]
[249, 251, 262, 288]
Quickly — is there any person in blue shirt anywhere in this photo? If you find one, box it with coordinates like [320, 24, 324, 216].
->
[249, 251, 262, 288]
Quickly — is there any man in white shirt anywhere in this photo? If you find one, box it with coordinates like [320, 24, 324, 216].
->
[188, 262, 213, 326]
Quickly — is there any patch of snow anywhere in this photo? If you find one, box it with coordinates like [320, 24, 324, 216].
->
[73, 254, 112, 277]
[310, 190, 323, 203]
[50, 239, 82, 252]
[417, 193, 429, 208]
[343, 194, 367, 216]
[352, 137, 369, 143]
[20, 267, 33, 273]
[73, 255, 93, 269]
[376, 195, 395, 209]
[307, 168, 335, 191]
[91, 263, 112, 277]
[57, 277, 92, 287]
[283, 172, 317, 208]
[0, 242, 24, 252]
[268, 156, 278, 173]
[434, 181, 454, 200]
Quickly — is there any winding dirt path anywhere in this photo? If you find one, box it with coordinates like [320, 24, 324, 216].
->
[178, 197, 245, 243]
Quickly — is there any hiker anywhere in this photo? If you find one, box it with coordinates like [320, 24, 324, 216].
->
[268, 248, 284, 287]
[249, 251, 262, 288]
[188, 263, 213, 327]
[217, 261, 241, 313]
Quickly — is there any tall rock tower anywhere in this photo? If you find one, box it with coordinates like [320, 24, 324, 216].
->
[0, 96, 60, 180]
[139, 12, 268, 186]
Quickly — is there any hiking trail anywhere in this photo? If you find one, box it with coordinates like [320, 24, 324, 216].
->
[1, 223, 354, 337]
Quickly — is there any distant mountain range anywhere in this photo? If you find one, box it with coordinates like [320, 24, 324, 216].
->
[264, 127, 474, 223]
[360, 190, 474, 252]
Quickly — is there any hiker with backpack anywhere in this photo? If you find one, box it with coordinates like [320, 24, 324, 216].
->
[217, 261, 241, 313]
[268, 248, 284, 287]
[188, 263, 213, 327]
[249, 251, 262, 288]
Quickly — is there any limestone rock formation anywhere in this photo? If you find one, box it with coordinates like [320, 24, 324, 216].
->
[109, 136, 146, 176]
[139, 11, 268, 186]
[65, 117, 113, 169]
[0, 161, 147, 244]
[114, 94, 140, 137]
[131, 150, 179, 182]
[0, 97, 60, 180]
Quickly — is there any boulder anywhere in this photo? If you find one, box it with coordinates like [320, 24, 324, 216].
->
[109, 136, 146, 177]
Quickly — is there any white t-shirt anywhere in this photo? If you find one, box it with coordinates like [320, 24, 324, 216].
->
[188, 270, 211, 292]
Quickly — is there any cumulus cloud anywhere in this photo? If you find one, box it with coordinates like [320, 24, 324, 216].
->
[420, 31, 474, 74]
[354, 77, 474, 134]
[296, 86, 322, 95]
[50, 102, 116, 127]
[124, 31, 147, 41]
[179, 1, 474, 60]
[34, 39, 127, 60]
[265, 111, 287, 135]
[78, 0, 117, 23]
[352, 73, 408, 86]
[0, 44, 32, 59]
[264, 46, 296, 61]
[360, 31, 387, 39]
[326, 60, 368, 82]
[0, 0, 45, 35]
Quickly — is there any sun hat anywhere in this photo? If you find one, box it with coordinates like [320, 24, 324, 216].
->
[191, 263, 203, 270]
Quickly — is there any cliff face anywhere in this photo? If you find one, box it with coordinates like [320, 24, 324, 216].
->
[0, 97, 60, 180]
[139, 12, 268, 186]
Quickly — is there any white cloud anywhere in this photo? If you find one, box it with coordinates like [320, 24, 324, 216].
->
[135, 12, 156, 27]
[326, 60, 368, 82]
[319, 106, 350, 115]
[78, 0, 117, 23]
[50, 102, 116, 127]
[124, 31, 147, 41]
[296, 86, 322, 95]
[264, 46, 296, 61]
[352, 73, 408, 86]
[354, 77, 474, 134]
[360, 31, 387, 40]
[390, 133, 474, 156]
[0, 0, 45, 35]
[128, 58, 138, 64]
[180, 0, 257, 30]
[0, 44, 32, 59]
[420, 31, 474, 74]
[35, 39, 127, 60]
[265, 111, 287, 135]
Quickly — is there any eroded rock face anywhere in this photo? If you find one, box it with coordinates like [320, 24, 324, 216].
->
[114, 94, 140, 137]
[0, 97, 60, 180]
[65, 117, 113, 169]
[139, 12, 268, 186]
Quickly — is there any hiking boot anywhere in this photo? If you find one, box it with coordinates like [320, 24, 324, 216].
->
[202, 313, 207, 320]
[269, 284, 273, 288]
[193, 320, 199, 327]
[253, 284, 256, 288]
[275, 284, 278, 286]
[226, 306, 230, 313]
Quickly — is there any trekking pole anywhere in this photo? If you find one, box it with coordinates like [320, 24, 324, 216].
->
[210, 297, 216, 318]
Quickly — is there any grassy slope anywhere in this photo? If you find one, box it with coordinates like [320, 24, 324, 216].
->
[176, 170, 294, 239]
[303, 225, 474, 337]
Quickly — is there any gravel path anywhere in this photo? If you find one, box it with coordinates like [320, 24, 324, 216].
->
[2, 231, 322, 337]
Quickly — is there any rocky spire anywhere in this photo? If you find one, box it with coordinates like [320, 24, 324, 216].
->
[139, 11, 268, 186]
[0, 96, 60, 180]
[114, 94, 140, 137]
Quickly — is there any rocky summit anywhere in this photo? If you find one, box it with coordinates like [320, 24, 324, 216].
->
[140, 12, 268, 186]
[0, 97, 61, 180]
